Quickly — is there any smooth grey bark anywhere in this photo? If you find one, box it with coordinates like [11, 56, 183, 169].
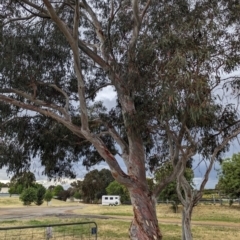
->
[181, 202, 193, 240]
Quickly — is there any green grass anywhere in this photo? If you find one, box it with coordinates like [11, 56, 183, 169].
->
[1, 201, 240, 239]
[155, 204, 240, 223]
[0, 216, 240, 240]
[101, 212, 133, 216]
[191, 204, 240, 223]
[0, 220, 18, 224]
[0, 197, 80, 208]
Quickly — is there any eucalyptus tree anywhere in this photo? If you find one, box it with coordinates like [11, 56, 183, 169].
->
[142, 1, 240, 239]
[81, 168, 114, 202]
[0, 1, 164, 238]
[1, 1, 240, 240]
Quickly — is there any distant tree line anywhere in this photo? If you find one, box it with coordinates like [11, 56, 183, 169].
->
[2, 167, 195, 206]
[4, 158, 240, 207]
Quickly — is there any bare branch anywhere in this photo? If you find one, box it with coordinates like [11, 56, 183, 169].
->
[43, 0, 89, 131]
[0, 94, 83, 138]
[0, 115, 41, 127]
[141, 0, 151, 21]
[106, 1, 122, 64]
[0, 88, 70, 120]
[78, 39, 109, 70]
[48, 84, 70, 114]
[88, 135, 132, 186]
[108, 124, 129, 166]
[153, 159, 182, 197]
[81, 0, 104, 43]
[19, 0, 49, 16]
[199, 126, 240, 193]
[73, 0, 80, 40]
[3, 15, 35, 26]
[86, 83, 112, 99]
[128, 0, 141, 59]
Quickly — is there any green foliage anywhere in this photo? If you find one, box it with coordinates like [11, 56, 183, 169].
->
[34, 184, 46, 206]
[19, 187, 37, 205]
[73, 192, 81, 200]
[218, 153, 240, 198]
[44, 190, 53, 203]
[8, 184, 23, 195]
[155, 163, 194, 204]
[53, 185, 64, 197]
[70, 180, 83, 199]
[106, 180, 130, 202]
[10, 171, 36, 190]
[146, 178, 155, 192]
[8, 186, 16, 196]
[82, 169, 114, 203]
[58, 190, 70, 201]
[0, 182, 9, 188]
[7, 171, 36, 196]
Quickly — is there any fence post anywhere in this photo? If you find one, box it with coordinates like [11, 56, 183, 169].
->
[46, 226, 53, 240]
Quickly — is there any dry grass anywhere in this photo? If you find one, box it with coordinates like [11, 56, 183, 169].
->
[1, 216, 240, 240]
[75, 204, 133, 216]
[75, 203, 240, 223]
[192, 204, 240, 222]
[0, 197, 80, 208]
[1, 199, 240, 239]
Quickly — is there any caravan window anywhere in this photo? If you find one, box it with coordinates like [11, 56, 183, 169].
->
[104, 197, 108, 200]
[115, 197, 118, 199]
[110, 197, 113, 200]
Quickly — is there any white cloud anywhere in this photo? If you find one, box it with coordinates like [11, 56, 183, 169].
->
[95, 86, 117, 110]
[193, 177, 218, 190]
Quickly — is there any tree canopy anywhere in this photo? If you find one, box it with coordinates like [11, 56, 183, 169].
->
[81, 168, 114, 202]
[8, 171, 36, 194]
[1, 1, 240, 239]
[217, 153, 240, 199]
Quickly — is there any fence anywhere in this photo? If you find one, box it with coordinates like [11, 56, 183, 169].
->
[0, 221, 97, 240]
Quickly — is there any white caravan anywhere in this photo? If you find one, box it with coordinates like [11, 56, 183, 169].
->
[101, 195, 121, 206]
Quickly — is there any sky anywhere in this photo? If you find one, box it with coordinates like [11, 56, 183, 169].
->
[0, 85, 239, 190]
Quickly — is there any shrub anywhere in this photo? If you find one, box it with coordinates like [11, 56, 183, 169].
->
[44, 190, 53, 204]
[73, 192, 81, 199]
[19, 187, 37, 205]
[35, 185, 46, 206]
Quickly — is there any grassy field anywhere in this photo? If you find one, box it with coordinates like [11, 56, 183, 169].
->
[73, 202, 240, 223]
[0, 196, 79, 208]
[0, 197, 240, 239]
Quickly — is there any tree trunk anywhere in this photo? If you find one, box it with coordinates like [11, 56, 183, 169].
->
[128, 188, 162, 240]
[181, 202, 193, 240]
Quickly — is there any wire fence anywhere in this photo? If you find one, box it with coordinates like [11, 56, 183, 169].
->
[0, 221, 97, 240]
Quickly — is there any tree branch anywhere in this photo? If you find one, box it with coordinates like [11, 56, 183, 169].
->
[43, 0, 89, 131]
[81, 0, 103, 35]
[86, 83, 112, 99]
[48, 84, 70, 114]
[128, 0, 141, 60]
[153, 159, 182, 197]
[78, 39, 109, 71]
[3, 15, 35, 26]
[0, 88, 70, 120]
[19, 0, 49, 16]
[0, 94, 83, 138]
[199, 126, 240, 194]
[107, 124, 129, 167]
[141, 0, 151, 21]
